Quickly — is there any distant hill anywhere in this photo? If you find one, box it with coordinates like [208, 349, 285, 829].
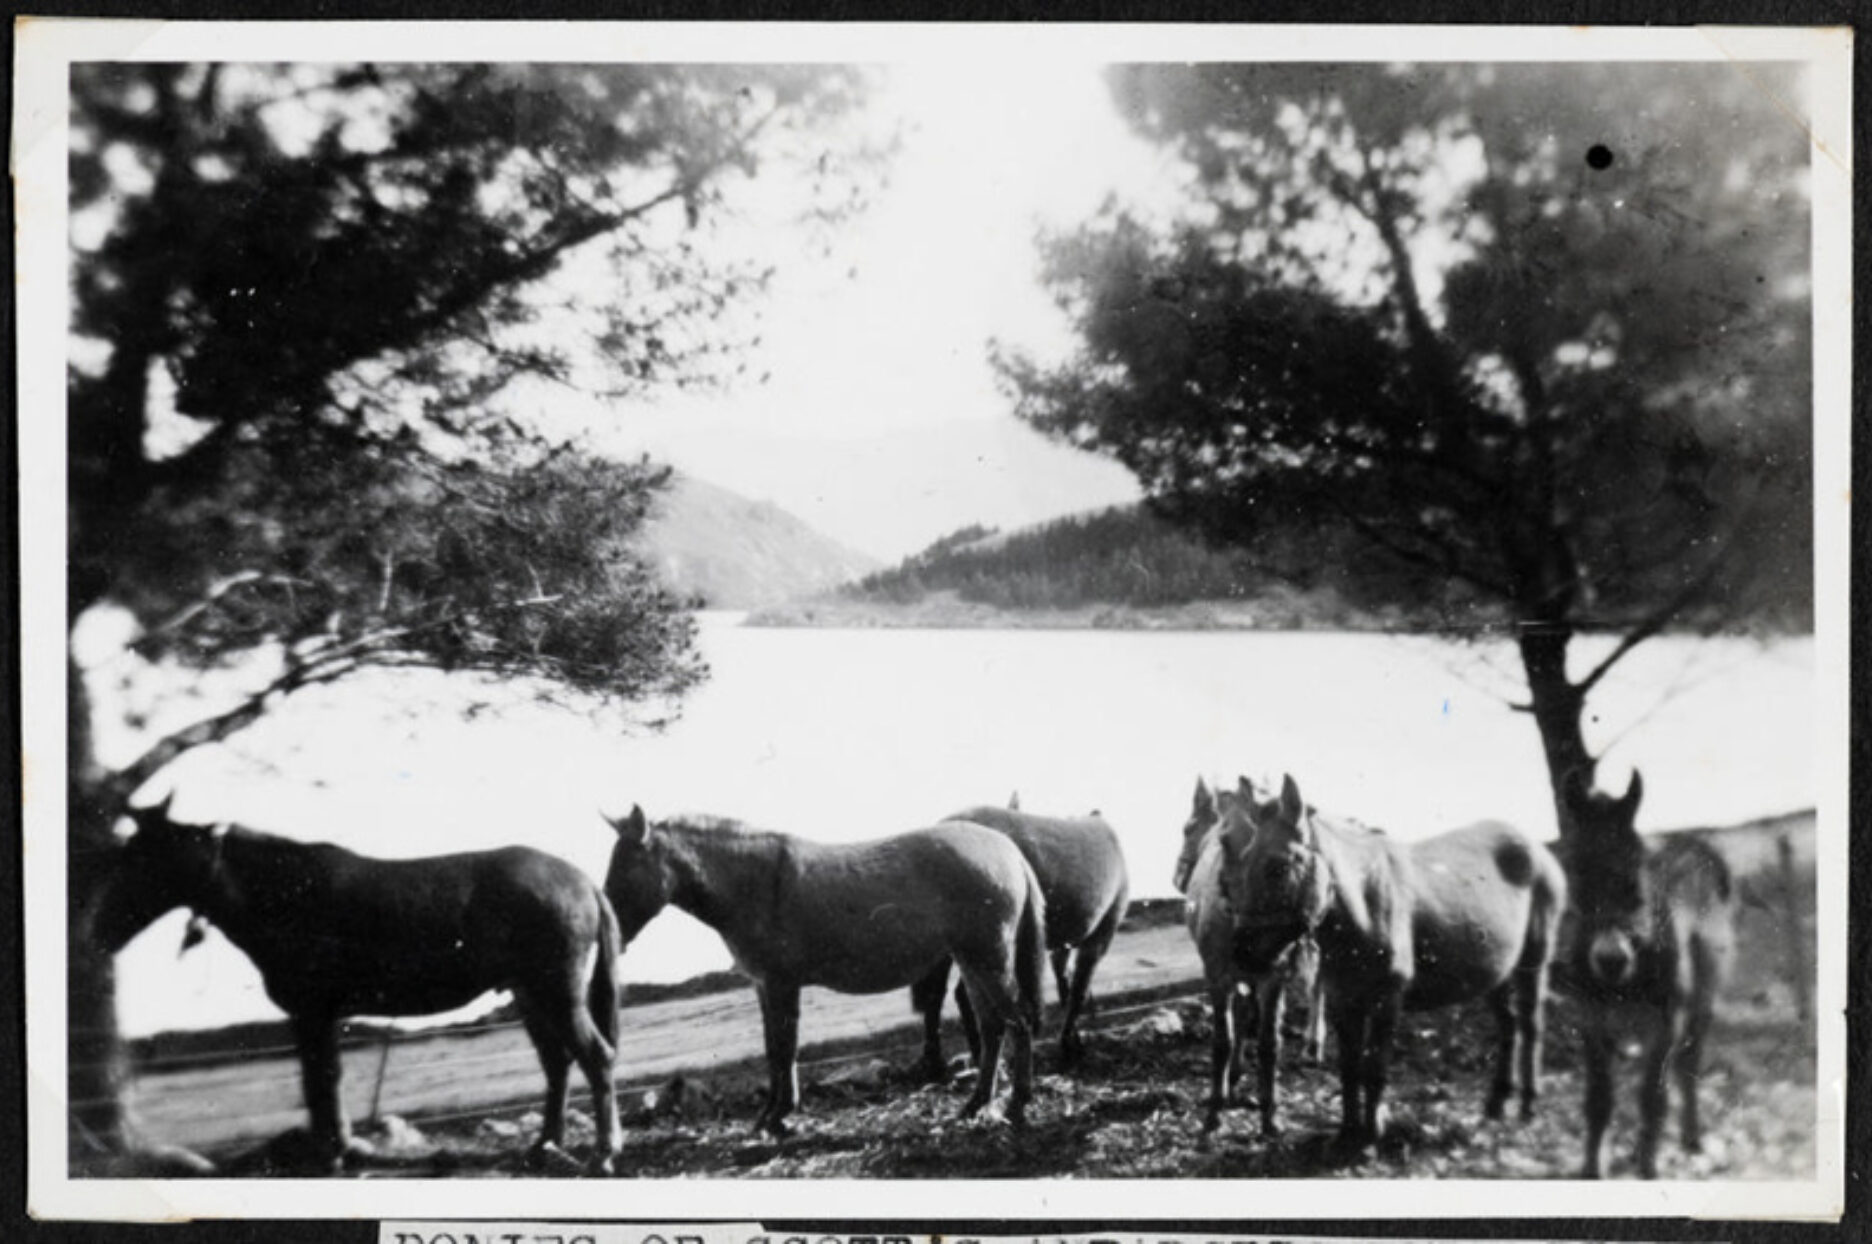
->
[636, 474, 879, 609]
[806, 504, 1499, 632]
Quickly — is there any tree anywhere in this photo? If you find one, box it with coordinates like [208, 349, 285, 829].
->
[65, 62, 875, 1167]
[996, 62, 1810, 841]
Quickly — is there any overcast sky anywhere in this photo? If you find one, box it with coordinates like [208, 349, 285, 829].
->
[577, 61, 1184, 562]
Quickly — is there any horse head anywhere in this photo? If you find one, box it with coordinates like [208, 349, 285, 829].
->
[1221, 774, 1327, 975]
[600, 805, 677, 945]
[90, 793, 229, 954]
[1563, 768, 1650, 987]
[1172, 777, 1219, 894]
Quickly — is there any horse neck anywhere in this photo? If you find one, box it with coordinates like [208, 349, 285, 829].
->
[189, 829, 296, 944]
[661, 823, 785, 937]
[1304, 811, 1395, 935]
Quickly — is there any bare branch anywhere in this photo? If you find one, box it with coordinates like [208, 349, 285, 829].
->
[1574, 544, 1737, 698]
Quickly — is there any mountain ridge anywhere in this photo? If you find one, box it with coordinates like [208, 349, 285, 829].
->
[635, 473, 879, 609]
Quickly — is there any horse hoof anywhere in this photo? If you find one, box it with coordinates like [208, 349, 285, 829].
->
[528, 1141, 585, 1176]
[1259, 1120, 1283, 1140]
[587, 1153, 618, 1177]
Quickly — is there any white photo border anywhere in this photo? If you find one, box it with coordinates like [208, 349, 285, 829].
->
[15, 18, 1853, 1224]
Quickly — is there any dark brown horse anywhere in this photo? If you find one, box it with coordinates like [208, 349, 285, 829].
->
[1222, 774, 1567, 1149]
[1177, 777, 1325, 1134]
[602, 807, 1045, 1135]
[93, 795, 623, 1172]
[913, 796, 1130, 1078]
[1563, 770, 1736, 1179]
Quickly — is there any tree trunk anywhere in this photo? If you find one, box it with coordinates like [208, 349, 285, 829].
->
[67, 655, 132, 1163]
[1516, 623, 1595, 849]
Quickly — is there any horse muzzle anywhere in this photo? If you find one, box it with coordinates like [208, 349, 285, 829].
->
[1587, 931, 1637, 986]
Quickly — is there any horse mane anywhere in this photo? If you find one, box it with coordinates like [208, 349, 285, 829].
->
[659, 813, 791, 844]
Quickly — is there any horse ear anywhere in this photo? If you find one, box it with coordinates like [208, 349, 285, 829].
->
[1008, 791, 1021, 811]
[1192, 778, 1213, 815]
[607, 805, 652, 845]
[1237, 775, 1255, 801]
[1279, 774, 1304, 826]
[1619, 769, 1645, 819]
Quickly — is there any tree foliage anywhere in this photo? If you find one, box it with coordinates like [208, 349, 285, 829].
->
[996, 61, 1812, 828]
[70, 61, 874, 791]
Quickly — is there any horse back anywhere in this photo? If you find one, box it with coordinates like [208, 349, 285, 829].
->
[758, 822, 1037, 992]
[943, 805, 1129, 945]
[234, 840, 606, 1014]
[1396, 821, 1565, 1009]
[1649, 834, 1737, 995]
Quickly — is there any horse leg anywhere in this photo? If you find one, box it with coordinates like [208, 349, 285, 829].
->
[957, 976, 1008, 1120]
[755, 981, 802, 1137]
[291, 1012, 350, 1172]
[515, 1000, 573, 1159]
[1301, 960, 1328, 1064]
[1513, 959, 1547, 1120]
[1051, 946, 1073, 1015]
[1636, 1006, 1672, 1179]
[1361, 987, 1400, 1143]
[1202, 979, 1236, 1133]
[1581, 1012, 1617, 1179]
[1007, 993, 1035, 1129]
[562, 995, 621, 1173]
[1061, 905, 1121, 1066]
[1484, 981, 1516, 1121]
[1254, 971, 1286, 1138]
[910, 961, 953, 1084]
[953, 977, 983, 1072]
[1676, 940, 1720, 1154]
[1330, 994, 1369, 1149]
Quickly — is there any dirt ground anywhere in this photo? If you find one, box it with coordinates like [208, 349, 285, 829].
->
[211, 980, 1815, 1182]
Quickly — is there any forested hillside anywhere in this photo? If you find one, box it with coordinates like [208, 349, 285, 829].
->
[841, 506, 1498, 631]
[833, 497, 1812, 634]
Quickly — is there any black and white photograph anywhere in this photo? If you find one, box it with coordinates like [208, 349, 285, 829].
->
[15, 19, 1851, 1224]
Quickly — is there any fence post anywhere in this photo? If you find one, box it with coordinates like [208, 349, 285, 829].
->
[1778, 832, 1811, 1023]
[368, 1026, 395, 1126]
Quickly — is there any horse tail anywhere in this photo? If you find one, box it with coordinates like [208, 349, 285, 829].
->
[1524, 841, 1568, 973]
[590, 887, 622, 1052]
[1015, 862, 1047, 1033]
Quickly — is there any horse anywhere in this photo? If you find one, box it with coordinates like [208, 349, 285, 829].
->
[1221, 773, 1567, 1149]
[912, 795, 1131, 1079]
[601, 807, 1046, 1135]
[1562, 769, 1736, 1179]
[1176, 776, 1326, 1135]
[93, 794, 622, 1172]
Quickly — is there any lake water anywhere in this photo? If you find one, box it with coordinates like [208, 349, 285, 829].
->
[99, 615, 1815, 1037]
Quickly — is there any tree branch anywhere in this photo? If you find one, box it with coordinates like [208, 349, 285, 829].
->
[1573, 543, 1737, 698]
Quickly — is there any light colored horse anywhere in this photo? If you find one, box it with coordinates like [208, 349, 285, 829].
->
[1223, 774, 1567, 1149]
[1563, 770, 1736, 1179]
[98, 795, 622, 1173]
[602, 807, 1046, 1135]
[916, 794, 1131, 1076]
[1177, 777, 1325, 1134]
